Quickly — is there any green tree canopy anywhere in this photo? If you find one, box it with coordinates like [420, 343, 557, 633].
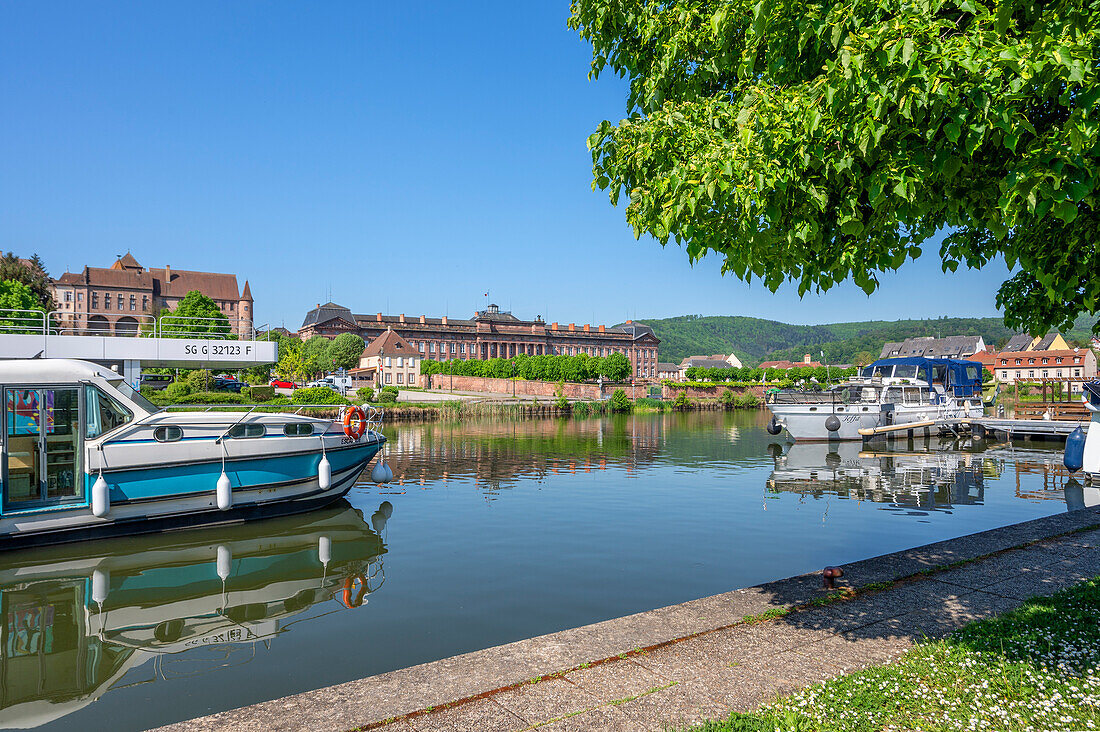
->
[0, 253, 54, 310]
[326, 333, 366, 371]
[0, 280, 45, 332]
[570, 0, 1099, 334]
[159, 291, 231, 338]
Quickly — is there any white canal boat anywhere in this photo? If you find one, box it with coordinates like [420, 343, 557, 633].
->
[765, 357, 986, 441]
[0, 360, 386, 548]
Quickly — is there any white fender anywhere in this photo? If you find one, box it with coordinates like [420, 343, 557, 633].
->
[318, 535, 331, 565]
[92, 473, 110, 517]
[318, 455, 332, 490]
[91, 568, 110, 605]
[217, 471, 232, 510]
[216, 545, 232, 580]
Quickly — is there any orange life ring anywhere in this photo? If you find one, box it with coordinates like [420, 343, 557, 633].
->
[343, 406, 367, 439]
[341, 575, 368, 608]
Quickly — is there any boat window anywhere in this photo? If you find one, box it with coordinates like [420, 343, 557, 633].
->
[883, 387, 904, 403]
[903, 387, 922, 405]
[228, 423, 265, 439]
[85, 386, 133, 438]
[965, 365, 979, 381]
[872, 365, 893, 378]
[153, 425, 183, 442]
[893, 365, 919, 380]
[931, 365, 948, 382]
[284, 423, 314, 436]
[111, 379, 160, 413]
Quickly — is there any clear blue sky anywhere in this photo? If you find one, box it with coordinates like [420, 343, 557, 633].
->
[1, 2, 1014, 331]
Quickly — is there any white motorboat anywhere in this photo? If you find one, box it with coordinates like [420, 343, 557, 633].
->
[0, 359, 386, 548]
[765, 357, 986, 441]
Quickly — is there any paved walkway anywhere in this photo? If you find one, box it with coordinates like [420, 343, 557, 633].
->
[159, 507, 1100, 732]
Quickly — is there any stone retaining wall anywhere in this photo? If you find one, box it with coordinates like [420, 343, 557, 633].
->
[662, 383, 766, 400]
[428, 374, 652, 399]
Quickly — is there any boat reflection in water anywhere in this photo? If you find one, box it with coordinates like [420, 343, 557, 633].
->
[767, 440, 1099, 513]
[0, 501, 391, 729]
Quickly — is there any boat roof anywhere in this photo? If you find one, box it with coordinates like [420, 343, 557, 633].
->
[0, 358, 121, 384]
[867, 356, 983, 383]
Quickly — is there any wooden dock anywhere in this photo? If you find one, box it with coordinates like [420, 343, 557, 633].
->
[969, 417, 1088, 440]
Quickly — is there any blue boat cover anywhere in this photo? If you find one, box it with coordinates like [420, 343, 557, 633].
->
[865, 357, 984, 396]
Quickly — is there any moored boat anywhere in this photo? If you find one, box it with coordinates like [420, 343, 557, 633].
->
[765, 357, 985, 441]
[0, 359, 386, 548]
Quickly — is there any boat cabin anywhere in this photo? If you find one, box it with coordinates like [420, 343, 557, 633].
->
[856, 357, 983, 397]
[0, 361, 154, 516]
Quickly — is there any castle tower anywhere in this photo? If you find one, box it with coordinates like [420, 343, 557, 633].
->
[238, 280, 253, 338]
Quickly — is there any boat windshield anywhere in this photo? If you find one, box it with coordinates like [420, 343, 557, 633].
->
[110, 379, 160, 414]
[861, 364, 893, 379]
[893, 364, 921, 380]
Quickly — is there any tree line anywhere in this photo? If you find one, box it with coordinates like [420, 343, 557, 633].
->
[682, 365, 858, 383]
[422, 352, 633, 382]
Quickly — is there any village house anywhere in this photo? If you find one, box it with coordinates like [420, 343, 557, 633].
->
[878, 335, 986, 359]
[349, 329, 421, 389]
[993, 348, 1097, 386]
[758, 354, 824, 370]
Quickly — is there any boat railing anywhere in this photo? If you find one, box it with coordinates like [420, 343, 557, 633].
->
[0, 307, 266, 341]
[766, 390, 838, 405]
[157, 403, 385, 442]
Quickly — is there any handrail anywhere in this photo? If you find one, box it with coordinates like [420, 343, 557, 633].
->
[0, 308, 260, 340]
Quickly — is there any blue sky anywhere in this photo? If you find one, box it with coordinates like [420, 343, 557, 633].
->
[0, 2, 1013, 331]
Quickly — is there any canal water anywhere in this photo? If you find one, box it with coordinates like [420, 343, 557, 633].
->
[2, 410, 1089, 730]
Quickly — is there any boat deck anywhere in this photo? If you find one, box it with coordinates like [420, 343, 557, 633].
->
[968, 417, 1088, 441]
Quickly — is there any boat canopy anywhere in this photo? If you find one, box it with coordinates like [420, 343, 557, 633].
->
[862, 357, 984, 396]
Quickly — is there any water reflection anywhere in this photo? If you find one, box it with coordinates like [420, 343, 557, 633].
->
[767, 440, 1098, 513]
[0, 502, 390, 729]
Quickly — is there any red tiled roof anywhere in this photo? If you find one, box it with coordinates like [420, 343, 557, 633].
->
[362, 329, 416, 357]
[758, 360, 824, 369]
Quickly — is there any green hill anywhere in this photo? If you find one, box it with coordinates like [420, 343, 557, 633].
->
[639, 314, 1097, 366]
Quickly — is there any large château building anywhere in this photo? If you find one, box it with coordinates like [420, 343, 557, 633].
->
[300, 302, 661, 379]
[50, 254, 254, 337]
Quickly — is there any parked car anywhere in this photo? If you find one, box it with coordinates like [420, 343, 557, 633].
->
[138, 374, 174, 391]
[305, 378, 346, 395]
[269, 379, 297, 389]
[212, 377, 245, 393]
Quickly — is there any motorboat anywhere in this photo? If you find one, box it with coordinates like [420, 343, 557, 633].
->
[0, 359, 386, 548]
[765, 357, 985, 441]
[0, 503, 389, 728]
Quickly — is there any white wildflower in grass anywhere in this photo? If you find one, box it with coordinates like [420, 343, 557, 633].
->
[690, 575, 1100, 732]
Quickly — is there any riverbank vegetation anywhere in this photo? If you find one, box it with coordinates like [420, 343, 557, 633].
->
[691, 576, 1100, 731]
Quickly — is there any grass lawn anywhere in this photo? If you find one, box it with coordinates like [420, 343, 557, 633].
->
[690, 576, 1100, 731]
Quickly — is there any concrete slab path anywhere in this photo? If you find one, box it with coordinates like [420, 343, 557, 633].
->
[157, 507, 1100, 732]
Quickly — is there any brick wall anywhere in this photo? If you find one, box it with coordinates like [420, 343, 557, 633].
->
[428, 374, 648, 399]
[661, 383, 765, 400]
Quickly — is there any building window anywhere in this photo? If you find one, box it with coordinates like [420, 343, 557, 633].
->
[384, 356, 391, 367]
[64, 291, 73, 302]
[1042, 370, 1048, 377]
[116, 294, 122, 309]
[418, 342, 425, 352]
[396, 357, 403, 367]
[1057, 357, 1064, 364]
[1015, 371, 1021, 378]
[1015, 359, 1021, 365]
[129, 295, 136, 311]
[77, 292, 83, 302]
[1000, 359, 1007, 366]
[1028, 370, 1034, 378]
[1057, 369, 1063, 376]
[429, 342, 435, 353]
[143, 295, 148, 311]
[1042, 358, 1049, 364]
[1075, 357, 1083, 364]
[1075, 369, 1082, 376]
[450, 342, 456, 354]
[103, 293, 111, 310]
[460, 343, 466, 354]
[397, 373, 403, 384]
[385, 373, 392, 384]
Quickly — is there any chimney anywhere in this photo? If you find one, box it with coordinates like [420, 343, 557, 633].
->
[442, 315, 448, 325]
[804, 354, 811, 364]
[166, 265, 172, 282]
[569, 323, 575, 331]
[551, 322, 558, 330]
[419, 315, 426, 324]
[399, 314, 406, 323]
[583, 324, 590, 332]
[376, 313, 383, 322]
[598, 324, 605, 333]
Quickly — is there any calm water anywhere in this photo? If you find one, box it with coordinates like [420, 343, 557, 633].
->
[2, 411, 1090, 730]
